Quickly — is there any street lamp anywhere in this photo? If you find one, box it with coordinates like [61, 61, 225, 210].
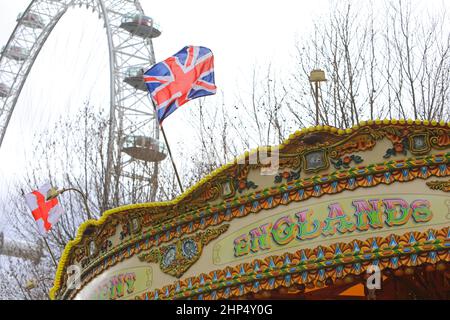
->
[46, 187, 93, 220]
[25, 277, 55, 291]
[309, 69, 327, 125]
[25, 279, 37, 290]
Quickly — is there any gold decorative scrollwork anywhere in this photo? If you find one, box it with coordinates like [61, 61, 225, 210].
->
[138, 250, 160, 264]
[278, 154, 302, 169]
[429, 128, 450, 149]
[138, 224, 230, 278]
[426, 180, 450, 192]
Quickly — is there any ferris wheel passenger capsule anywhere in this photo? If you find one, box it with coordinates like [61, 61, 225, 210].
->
[0, 83, 11, 98]
[124, 67, 147, 91]
[122, 135, 168, 162]
[120, 14, 161, 39]
[2, 45, 29, 62]
[17, 12, 45, 29]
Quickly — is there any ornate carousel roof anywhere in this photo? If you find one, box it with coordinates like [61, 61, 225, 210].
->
[50, 119, 450, 300]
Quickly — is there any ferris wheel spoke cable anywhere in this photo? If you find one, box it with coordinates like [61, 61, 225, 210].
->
[0, 0, 166, 211]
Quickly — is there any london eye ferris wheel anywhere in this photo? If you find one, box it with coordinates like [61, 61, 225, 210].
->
[0, 0, 168, 210]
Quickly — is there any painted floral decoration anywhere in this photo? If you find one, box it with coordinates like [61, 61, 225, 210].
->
[331, 155, 363, 169]
[384, 138, 408, 158]
[120, 223, 131, 241]
[274, 170, 301, 183]
[234, 179, 258, 193]
[100, 240, 112, 254]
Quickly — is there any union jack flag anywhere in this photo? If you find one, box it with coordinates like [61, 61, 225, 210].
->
[144, 46, 217, 123]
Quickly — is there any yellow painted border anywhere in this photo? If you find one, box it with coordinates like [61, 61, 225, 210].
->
[49, 118, 450, 299]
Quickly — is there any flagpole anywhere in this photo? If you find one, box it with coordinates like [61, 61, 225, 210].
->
[160, 124, 184, 193]
[147, 96, 184, 193]
[43, 237, 58, 268]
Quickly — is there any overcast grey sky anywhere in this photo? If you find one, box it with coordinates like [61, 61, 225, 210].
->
[0, 0, 330, 193]
[0, 0, 448, 206]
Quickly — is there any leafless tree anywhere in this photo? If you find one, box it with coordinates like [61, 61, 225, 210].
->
[290, 0, 450, 127]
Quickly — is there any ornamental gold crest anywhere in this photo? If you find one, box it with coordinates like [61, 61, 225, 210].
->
[138, 224, 229, 278]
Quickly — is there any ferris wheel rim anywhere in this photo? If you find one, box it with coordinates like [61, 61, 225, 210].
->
[0, 0, 162, 210]
[0, 3, 69, 147]
[0, 0, 156, 145]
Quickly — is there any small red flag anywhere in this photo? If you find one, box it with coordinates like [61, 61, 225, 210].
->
[24, 183, 63, 236]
